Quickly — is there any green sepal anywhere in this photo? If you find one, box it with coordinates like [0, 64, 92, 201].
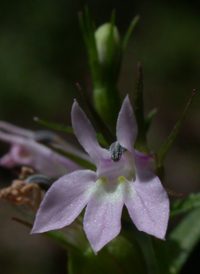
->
[115, 14, 140, 81]
[156, 89, 196, 167]
[78, 6, 101, 85]
[122, 15, 140, 53]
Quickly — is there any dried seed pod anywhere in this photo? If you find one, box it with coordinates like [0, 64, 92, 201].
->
[19, 167, 35, 180]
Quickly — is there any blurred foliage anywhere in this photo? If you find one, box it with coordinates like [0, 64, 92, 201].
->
[0, 0, 200, 273]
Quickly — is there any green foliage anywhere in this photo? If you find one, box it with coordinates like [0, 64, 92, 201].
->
[168, 208, 200, 273]
[79, 8, 140, 129]
[145, 108, 157, 133]
[121, 15, 140, 53]
[156, 89, 196, 167]
[35, 117, 108, 147]
[171, 193, 200, 217]
[68, 234, 146, 274]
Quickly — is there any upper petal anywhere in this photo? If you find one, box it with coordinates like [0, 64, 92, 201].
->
[83, 178, 125, 253]
[31, 170, 97, 233]
[71, 100, 108, 166]
[116, 95, 138, 154]
[134, 150, 156, 181]
[125, 174, 169, 239]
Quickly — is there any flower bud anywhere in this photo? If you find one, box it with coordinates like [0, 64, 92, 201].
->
[95, 23, 120, 69]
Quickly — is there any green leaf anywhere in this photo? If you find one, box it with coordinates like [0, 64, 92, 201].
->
[53, 148, 96, 170]
[122, 15, 140, 52]
[34, 117, 73, 133]
[106, 233, 146, 274]
[152, 238, 171, 274]
[83, 5, 101, 85]
[68, 234, 146, 274]
[122, 220, 158, 274]
[168, 208, 200, 274]
[156, 89, 196, 167]
[145, 108, 157, 133]
[78, 7, 102, 85]
[45, 230, 77, 252]
[170, 193, 200, 217]
[105, 10, 116, 70]
[34, 117, 108, 147]
[78, 11, 89, 50]
[115, 15, 139, 83]
[131, 231, 159, 274]
[11, 217, 76, 251]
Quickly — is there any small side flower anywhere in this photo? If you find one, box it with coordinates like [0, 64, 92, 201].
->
[0, 122, 81, 178]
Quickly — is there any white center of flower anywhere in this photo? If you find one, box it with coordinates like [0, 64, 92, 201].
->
[93, 176, 135, 203]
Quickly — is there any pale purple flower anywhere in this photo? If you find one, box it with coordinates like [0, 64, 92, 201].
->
[0, 122, 83, 178]
[31, 95, 169, 253]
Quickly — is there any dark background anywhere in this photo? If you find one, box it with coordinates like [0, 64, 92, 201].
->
[0, 0, 199, 273]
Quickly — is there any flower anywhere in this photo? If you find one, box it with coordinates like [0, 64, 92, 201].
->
[31, 95, 169, 253]
[0, 122, 83, 178]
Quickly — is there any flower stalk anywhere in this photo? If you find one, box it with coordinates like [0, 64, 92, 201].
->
[78, 7, 139, 130]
